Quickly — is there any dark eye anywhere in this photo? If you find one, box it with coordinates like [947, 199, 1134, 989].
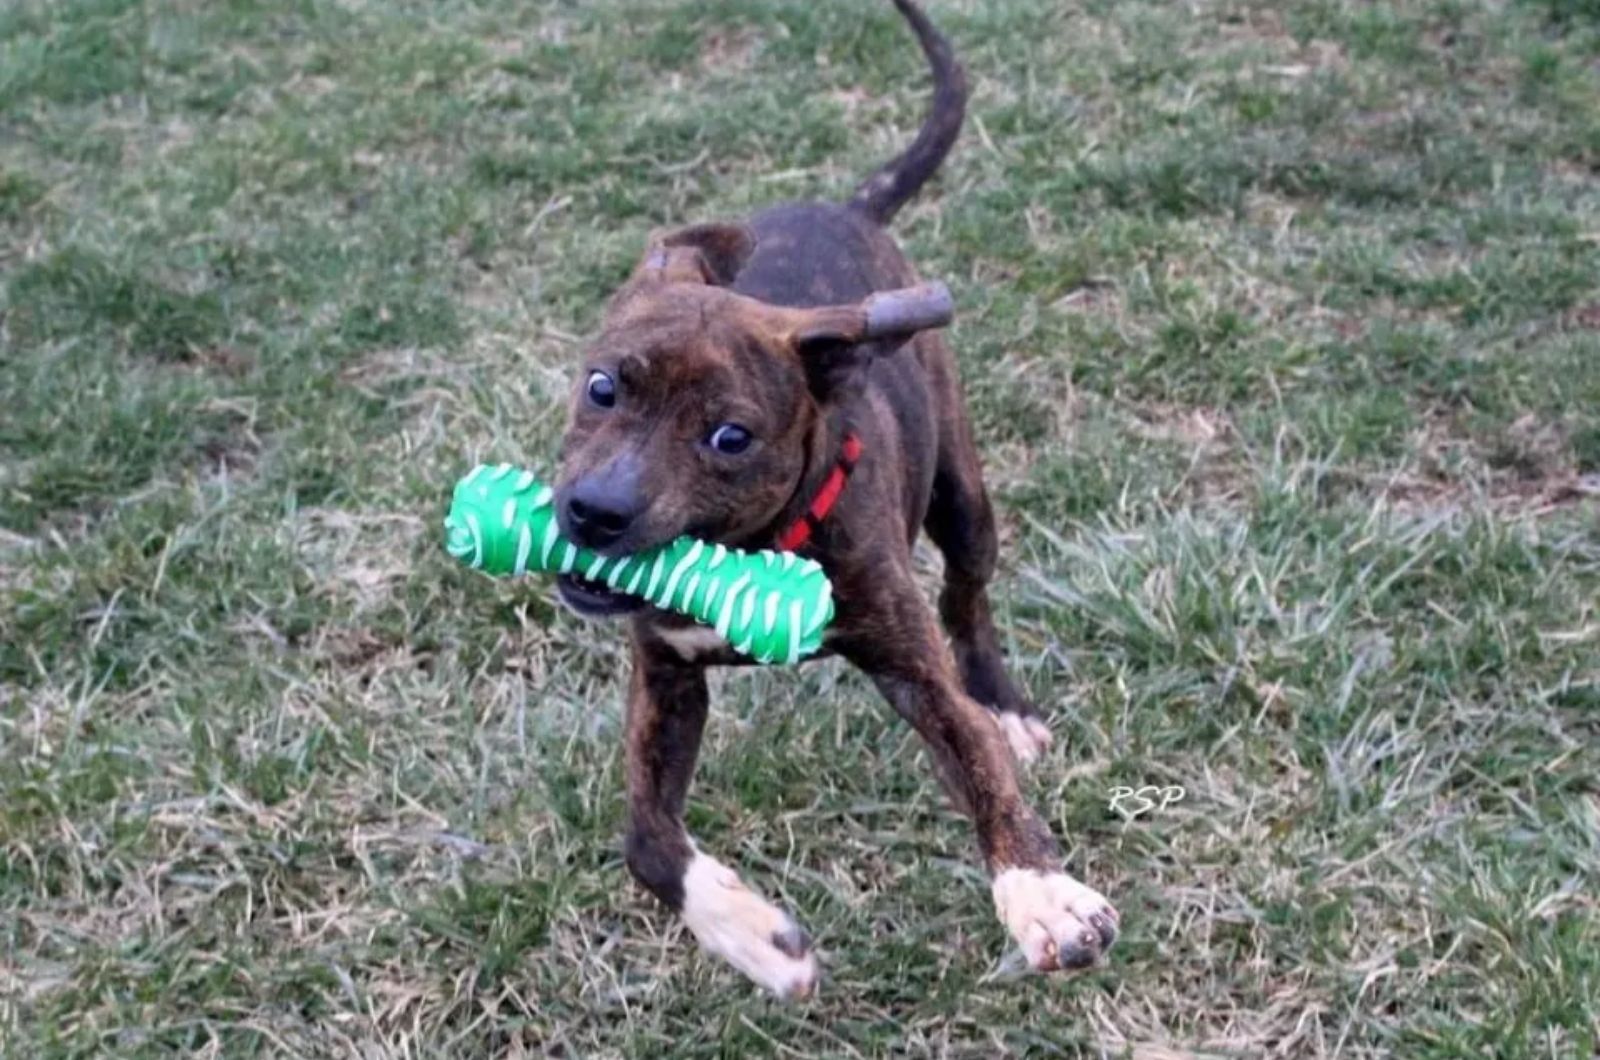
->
[707, 423, 752, 455]
[586, 370, 615, 409]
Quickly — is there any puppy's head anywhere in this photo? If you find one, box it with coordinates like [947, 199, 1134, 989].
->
[552, 222, 951, 618]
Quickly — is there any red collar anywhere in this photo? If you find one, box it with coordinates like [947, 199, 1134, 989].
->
[776, 432, 863, 551]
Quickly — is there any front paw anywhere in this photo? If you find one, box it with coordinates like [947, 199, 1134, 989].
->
[992, 868, 1119, 972]
[680, 852, 818, 1000]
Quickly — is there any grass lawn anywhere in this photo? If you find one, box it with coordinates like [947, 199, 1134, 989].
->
[3, 0, 1599, 1055]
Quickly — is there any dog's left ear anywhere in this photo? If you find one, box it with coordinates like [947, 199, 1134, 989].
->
[787, 281, 955, 398]
[631, 223, 756, 286]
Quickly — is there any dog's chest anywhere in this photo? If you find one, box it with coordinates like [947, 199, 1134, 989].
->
[652, 620, 842, 664]
[655, 624, 735, 661]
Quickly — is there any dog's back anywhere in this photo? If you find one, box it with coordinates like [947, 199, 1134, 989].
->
[728, 0, 968, 542]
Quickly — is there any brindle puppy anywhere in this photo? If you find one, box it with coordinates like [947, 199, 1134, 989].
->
[551, 0, 1117, 997]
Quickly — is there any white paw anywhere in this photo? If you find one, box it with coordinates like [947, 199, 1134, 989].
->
[680, 852, 818, 1000]
[994, 712, 1052, 766]
[992, 868, 1119, 972]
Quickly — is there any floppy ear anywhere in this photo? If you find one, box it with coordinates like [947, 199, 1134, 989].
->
[788, 281, 955, 398]
[630, 222, 756, 286]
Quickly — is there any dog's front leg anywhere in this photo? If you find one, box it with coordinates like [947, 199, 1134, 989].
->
[845, 601, 1120, 974]
[622, 637, 818, 999]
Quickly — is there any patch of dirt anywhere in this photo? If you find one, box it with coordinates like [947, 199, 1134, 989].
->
[825, 86, 874, 115]
[1216, 7, 1348, 75]
[483, 36, 526, 60]
[1131, 403, 1233, 450]
[1379, 468, 1600, 517]
[1487, 414, 1571, 482]
[1128, 403, 1250, 505]
[1050, 278, 1120, 315]
[1376, 413, 1598, 516]
[294, 507, 422, 616]
[1565, 301, 1600, 331]
[192, 397, 263, 476]
[316, 626, 437, 682]
[700, 28, 760, 73]
[337, 346, 473, 393]
[284, 73, 339, 100]
[186, 344, 253, 377]
[1217, 7, 1295, 48]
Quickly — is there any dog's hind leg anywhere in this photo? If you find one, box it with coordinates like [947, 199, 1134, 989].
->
[920, 354, 1052, 765]
[621, 637, 818, 999]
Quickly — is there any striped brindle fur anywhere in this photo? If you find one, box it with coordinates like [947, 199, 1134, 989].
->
[542, 0, 1119, 998]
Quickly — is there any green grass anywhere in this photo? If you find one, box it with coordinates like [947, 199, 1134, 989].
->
[3, 0, 1599, 1055]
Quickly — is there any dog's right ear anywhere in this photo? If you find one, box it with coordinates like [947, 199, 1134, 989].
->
[630, 223, 756, 286]
[785, 281, 955, 399]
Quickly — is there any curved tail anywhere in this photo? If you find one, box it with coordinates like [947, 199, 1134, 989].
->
[847, 0, 967, 226]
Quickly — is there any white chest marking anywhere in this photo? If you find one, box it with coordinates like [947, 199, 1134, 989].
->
[656, 625, 731, 661]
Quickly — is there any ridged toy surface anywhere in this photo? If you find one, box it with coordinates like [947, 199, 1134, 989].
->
[444, 463, 834, 664]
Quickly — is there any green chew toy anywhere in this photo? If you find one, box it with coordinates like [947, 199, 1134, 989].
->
[443, 463, 834, 665]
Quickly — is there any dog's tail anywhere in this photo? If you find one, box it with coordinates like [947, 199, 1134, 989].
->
[847, 0, 967, 226]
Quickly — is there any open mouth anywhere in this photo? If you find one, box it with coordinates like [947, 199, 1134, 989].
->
[556, 573, 648, 619]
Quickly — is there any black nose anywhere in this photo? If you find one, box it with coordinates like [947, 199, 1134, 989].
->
[565, 487, 639, 549]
